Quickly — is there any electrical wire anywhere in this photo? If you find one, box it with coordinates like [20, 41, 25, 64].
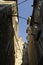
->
[11, 0, 28, 21]
[12, 15, 27, 20]
[13, 0, 28, 53]
[17, 0, 28, 6]
[13, 0, 28, 7]
[18, 16, 27, 20]
[12, 0, 28, 52]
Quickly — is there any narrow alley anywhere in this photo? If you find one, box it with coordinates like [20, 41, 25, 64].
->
[0, 0, 43, 65]
[22, 43, 29, 65]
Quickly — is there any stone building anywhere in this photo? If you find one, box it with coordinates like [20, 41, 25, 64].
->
[0, 1, 19, 65]
[15, 37, 24, 65]
[26, 0, 43, 65]
[26, 17, 38, 65]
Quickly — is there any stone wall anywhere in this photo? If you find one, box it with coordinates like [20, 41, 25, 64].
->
[0, 2, 17, 65]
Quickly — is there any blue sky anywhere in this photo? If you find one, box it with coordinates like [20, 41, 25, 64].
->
[18, 0, 33, 42]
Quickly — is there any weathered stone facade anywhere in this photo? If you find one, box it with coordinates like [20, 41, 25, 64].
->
[26, 17, 37, 65]
[0, 1, 18, 65]
[15, 37, 24, 65]
[26, 0, 43, 65]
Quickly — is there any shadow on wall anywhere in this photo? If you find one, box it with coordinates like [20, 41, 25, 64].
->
[0, 4, 15, 65]
[21, 44, 29, 65]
